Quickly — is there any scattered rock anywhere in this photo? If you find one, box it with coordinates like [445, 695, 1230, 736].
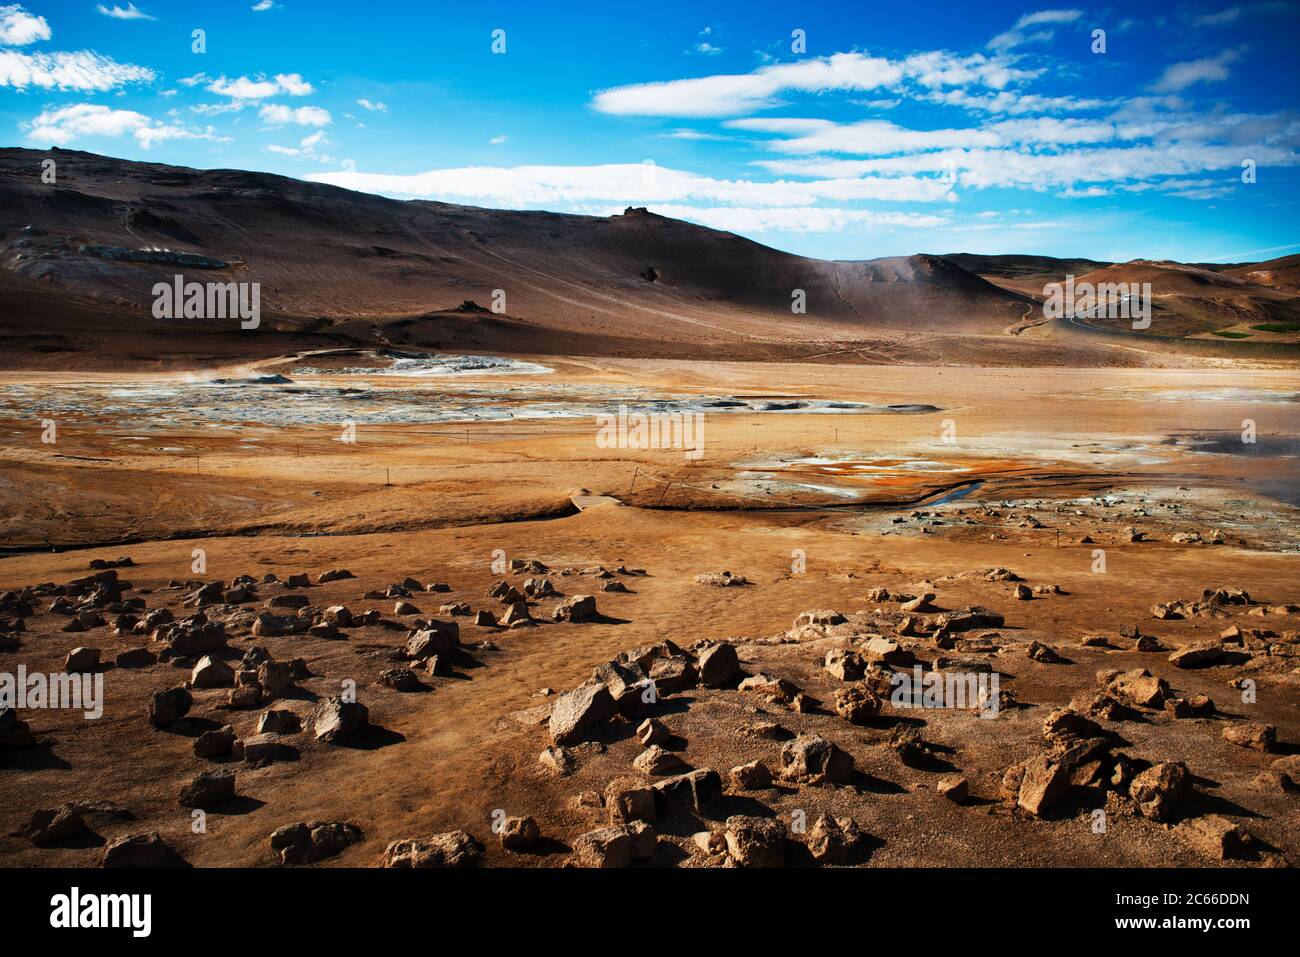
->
[1177, 814, 1249, 860]
[1222, 722, 1276, 752]
[570, 823, 656, 867]
[271, 821, 364, 865]
[549, 684, 615, 745]
[779, 734, 853, 785]
[100, 832, 180, 868]
[1129, 762, 1191, 821]
[312, 697, 369, 743]
[179, 769, 236, 809]
[498, 816, 539, 851]
[633, 744, 690, 776]
[724, 815, 786, 868]
[730, 760, 772, 791]
[148, 687, 192, 728]
[382, 830, 482, 868]
[698, 642, 741, 687]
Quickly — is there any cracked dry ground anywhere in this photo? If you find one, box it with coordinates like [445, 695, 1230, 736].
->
[1, 502, 1296, 868]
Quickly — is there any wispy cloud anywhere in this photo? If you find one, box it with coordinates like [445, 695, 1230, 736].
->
[987, 8, 1082, 52]
[592, 51, 1032, 117]
[24, 102, 221, 148]
[0, 49, 154, 90]
[259, 103, 331, 126]
[356, 98, 387, 112]
[208, 72, 313, 100]
[1151, 49, 1240, 92]
[96, 3, 155, 21]
[307, 162, 956, 207]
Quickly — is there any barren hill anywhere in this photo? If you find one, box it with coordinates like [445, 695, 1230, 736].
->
[0, 148, 1032, 365]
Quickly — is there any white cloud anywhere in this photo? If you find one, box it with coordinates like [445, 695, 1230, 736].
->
[489, 134, 507, 145]
[988, 9, 1083, 52]
[1151, 50, 1240, 92]
[96, 3, 155, 21]
[269, 130, 331, 160]
[356, 98, 387, 112]
[252, 0, 277, 10]
[0, 4, 50, 45]
[259, 103, 331, 126]
[305, 162, 955, 207]
[0, 49, 154, 90]
[758, 141, 1300, 192]
[660, 128, 727, 140]
[691, 42, 722, 55]
[1194, 7, 1244, 26]
[208, 72, 313, 100]
[24, 102, 221, 148]
[591, 51, 1033, 117]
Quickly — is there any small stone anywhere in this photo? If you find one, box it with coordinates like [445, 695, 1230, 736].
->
[191, 654, 234, 689]
[1222, 722, 1276, 752]
[381, 831, 482, 868]
[1177, 814, 1249, 860]
[633, 744, 690, 776]
[636, 717, 670, 746]
[729, 760, 772, 791]
[724, 815, 786, 868]
[193, 725, 236, 758]
[179, 769, 236, 809]
[938, 777, 969, 802]
[148, 687, 192, 728]
[498, 816, 539, 851]
[64, 647, 100, 672]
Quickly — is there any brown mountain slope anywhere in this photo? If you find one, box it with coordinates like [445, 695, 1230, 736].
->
[0, 147, 1027, 353]
[1069, 260, 1300, 340]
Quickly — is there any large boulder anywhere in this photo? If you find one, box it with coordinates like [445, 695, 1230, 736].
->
[605, 778, 657, 824]
[1222, 722, 1277, 752]
[724, 815, 786, 868]
[270, 821, 364, 865]
[1106, 668, 1169, 708]
[148, 687, 192, 728]
[633, 744, 690, 776]
[22, 805, 87, 844]
[312, 698, 370, 743]
[381, 831, 482, 868]
[552, 595, 599, 622]
[569, 823, 656, 868]
[1168, 641, 1226, 668]
[191, 655, 234, 689]
[779, 735, 854, 785]
[1017, 755, 1070, 816]
[100, 832, 180, 868]
[1128, 762, 1191, 821]
[404, 621, 460, 659]
[548, 684, 615, 745]
[1177, 815, 1249, 860]
[698, 642, 741, 687]
[651, 769, 723, 816]
[179, 769, 236, 809]
[805, 814, 867, 865]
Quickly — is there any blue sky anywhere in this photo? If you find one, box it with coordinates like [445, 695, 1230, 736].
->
[2, 0, 1298, 262]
